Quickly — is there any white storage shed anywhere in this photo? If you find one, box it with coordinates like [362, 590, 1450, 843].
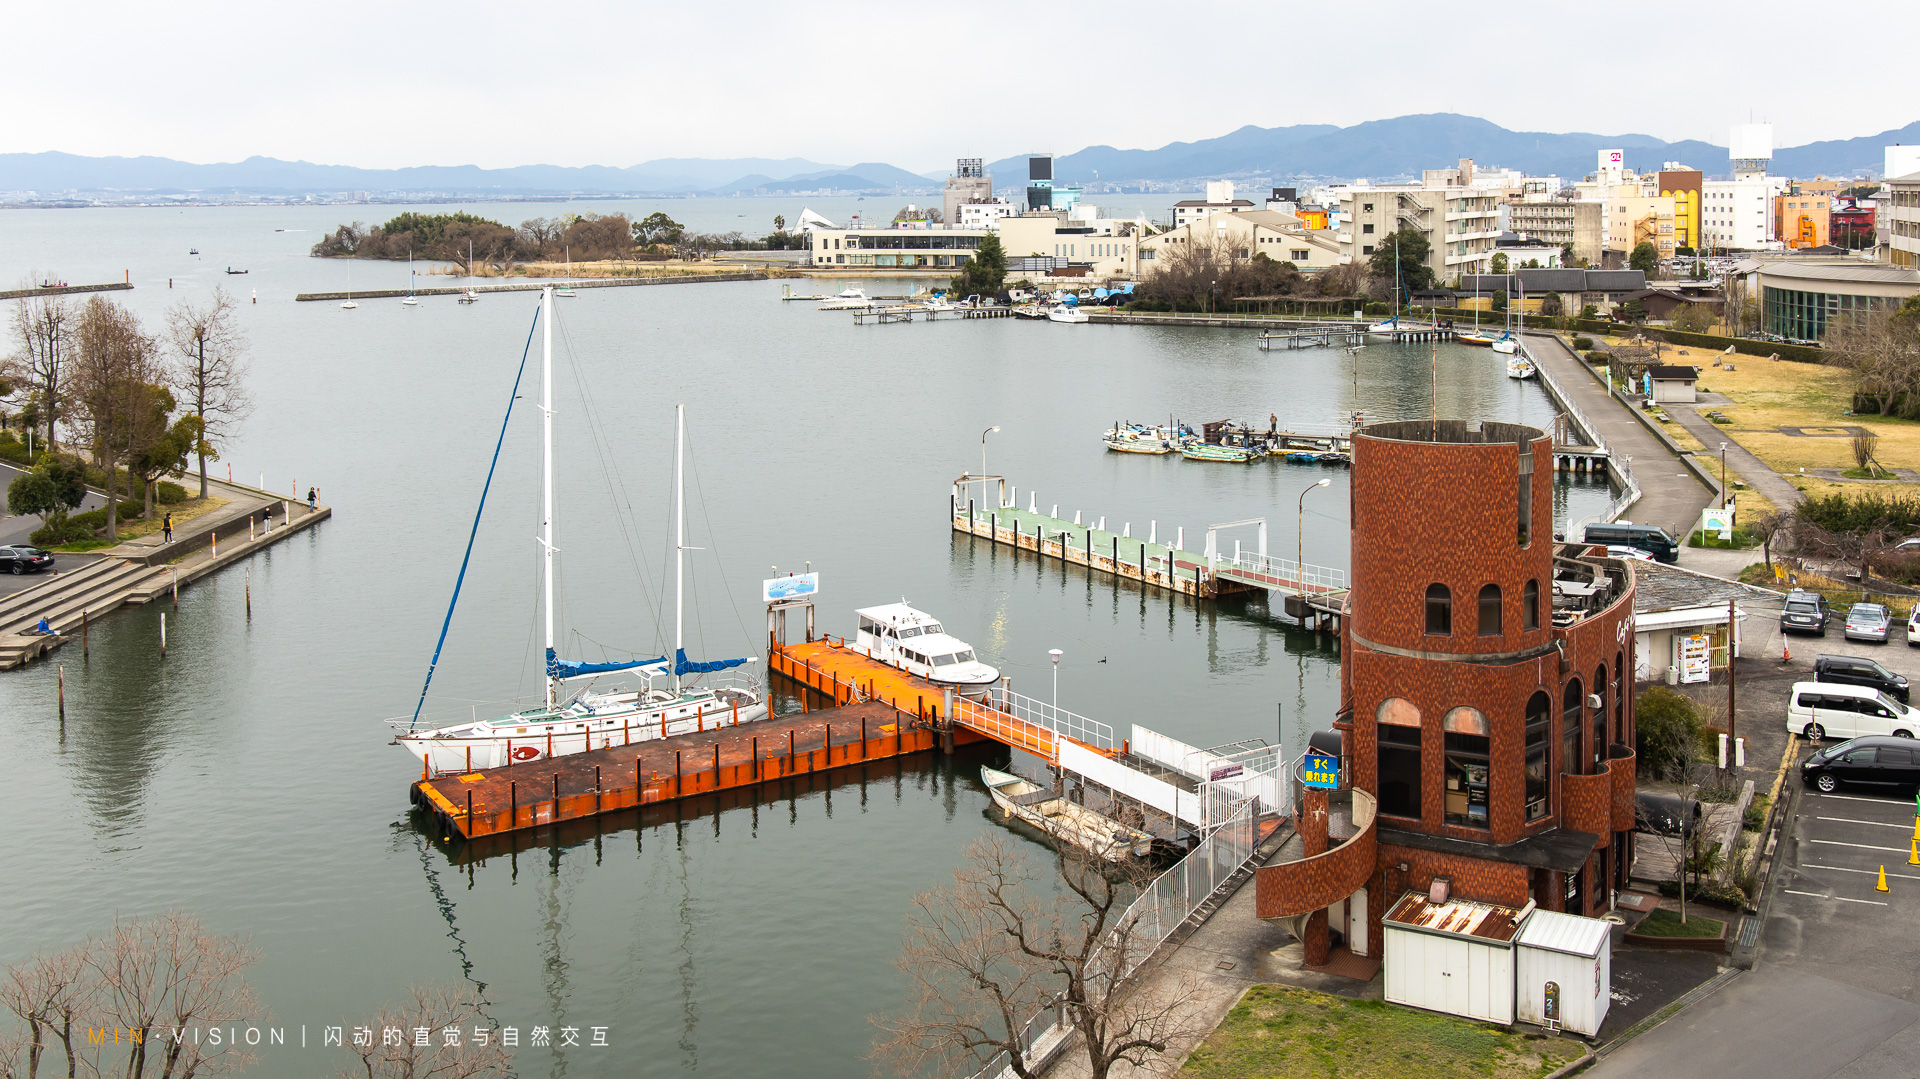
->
[1514, 909, 1612, 1035]
[1382, 892, 1525, 1025]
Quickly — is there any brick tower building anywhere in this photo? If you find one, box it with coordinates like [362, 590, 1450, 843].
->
[1256, 419, 1638, 965]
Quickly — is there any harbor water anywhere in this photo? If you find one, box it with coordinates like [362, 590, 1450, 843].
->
[0, 203, 1610, 1077]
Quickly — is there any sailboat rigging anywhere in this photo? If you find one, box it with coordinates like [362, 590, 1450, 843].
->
[403, 250, 420, 306]
[393, 287, 768, 773]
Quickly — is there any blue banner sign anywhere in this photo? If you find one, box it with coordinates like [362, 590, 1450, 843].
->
[1303, 752, 1340, 790]
[763, 572, 820, 602]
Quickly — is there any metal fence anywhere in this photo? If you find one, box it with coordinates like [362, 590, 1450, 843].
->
[960, 801, 1261, 1079]
[1212, 551, 1348, 594]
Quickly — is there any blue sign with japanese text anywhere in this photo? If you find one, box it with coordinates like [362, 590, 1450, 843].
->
[1303, 752, 1340, 790]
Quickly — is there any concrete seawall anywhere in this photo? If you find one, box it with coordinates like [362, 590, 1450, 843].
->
[295, 271, 765, 301]
[0, 282, 134, 301]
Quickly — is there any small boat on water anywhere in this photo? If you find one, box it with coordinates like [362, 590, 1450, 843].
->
[188, 248, 199, 255]
[1507, 355, 1536, 379]
[818, 287, 871, 310]
[225, 267, 248, 275]
[981, 766, 1154, 862]
[457, 287, 479, 305]
[1012, 303, 1047, 320]
[1047, 305, 1089, 324]
[1366, 316, 1399, 337]
[850, 603, 999, 696]
[1458, 332, 1495, 347]
[1104, 422, 1177, 454]
[1182, 442, 1260, 463]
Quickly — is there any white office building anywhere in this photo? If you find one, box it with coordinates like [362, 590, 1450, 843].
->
[1702, 124, 1784, 252]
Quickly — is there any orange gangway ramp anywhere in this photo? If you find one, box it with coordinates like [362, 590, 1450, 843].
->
[771, 638, 1064, 763]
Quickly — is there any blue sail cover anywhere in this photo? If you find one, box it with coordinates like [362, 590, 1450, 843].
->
[546, 647, 666, 680]
[675, 648, 749, 676]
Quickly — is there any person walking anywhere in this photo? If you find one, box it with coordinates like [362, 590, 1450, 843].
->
[162, 512, 173, 543]
[306, 487, 317, 512]
[261, 506, 273, 535]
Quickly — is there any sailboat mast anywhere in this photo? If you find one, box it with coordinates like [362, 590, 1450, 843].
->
[673, 403, 686, 693]
[542, 286, 556, 709]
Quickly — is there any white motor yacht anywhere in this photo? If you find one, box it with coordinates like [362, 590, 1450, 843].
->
[818, 287, 871, 310]
[850, 603, 999, 694]
[1047, 305, 1089, 324]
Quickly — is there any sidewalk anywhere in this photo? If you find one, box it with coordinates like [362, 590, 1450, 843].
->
[1664, 404, 1805, 516]
[1526, 333, 1718, 540]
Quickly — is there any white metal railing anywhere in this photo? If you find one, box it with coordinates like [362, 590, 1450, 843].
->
[1212, 551, 1348, 594]
[952, 688, 1115, 755]
[960, 801, 1260, 1079]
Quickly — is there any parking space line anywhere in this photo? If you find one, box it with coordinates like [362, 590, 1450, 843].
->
[1804, 863, 1920, 882]
[1811, 839, 1913, 854]
[1816, 816, 1919, 829]
[1808, 793, 1917, 806]
[1784, 889, 1890, 906]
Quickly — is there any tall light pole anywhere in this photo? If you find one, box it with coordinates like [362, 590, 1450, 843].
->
[980, 425, 1000, 504]
[1299, 477, 1331, 589]
[1049, 648, 1063, 709]
[1719, 441, 1729, 509]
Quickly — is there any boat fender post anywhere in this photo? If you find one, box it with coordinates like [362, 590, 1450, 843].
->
[788, 730, 796, 771]
[1051, 504, 1058, 518]
[968, 498, 975, 530]
[751, 738, 758, 781]
[552, 771, 559, 810]
[506, 739, 512, 766]
[466, 790, 473, 834]
[1177, 526, 1184, 552]
[674, 752, 682, 798]
[593, 765, 601, 807]
[509, 781, 517, 828]
[713, 743, 721, 783]
[1149, 521, 1156, 545]
[732, 700, 739, 726]
[823, 725, 831, 766]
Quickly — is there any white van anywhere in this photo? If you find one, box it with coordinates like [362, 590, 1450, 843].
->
[1787, 681, 1920, 741]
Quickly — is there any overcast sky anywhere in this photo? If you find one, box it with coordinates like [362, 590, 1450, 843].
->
[11, 0, 1916, 171]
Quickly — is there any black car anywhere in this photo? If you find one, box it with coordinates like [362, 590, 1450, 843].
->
[1803, 736, 1920, 792]
[1815, 654, 1912, 703]
[0, 545, 54, 575]
[1781, 594, 1830, 636]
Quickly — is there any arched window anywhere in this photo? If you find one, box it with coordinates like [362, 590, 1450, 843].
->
[1562, 679, 1585, 776]
[1425, 584, 1452, 635]
[1443, 707, 1491, 827]
[1525, 691, 1552, 821]
[1593, 664, 1609, 769]
[1376, 698, 1422, 819]
[1478, 584, 1503, 636]
[1524, 580, 1540, 631]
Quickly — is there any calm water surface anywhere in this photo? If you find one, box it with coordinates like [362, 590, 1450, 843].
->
[0, 205, 1607, 1076]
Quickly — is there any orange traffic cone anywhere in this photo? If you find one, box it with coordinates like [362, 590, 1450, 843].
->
[1782, 639, 1791, 663]
[1877, 865, 1891, 892]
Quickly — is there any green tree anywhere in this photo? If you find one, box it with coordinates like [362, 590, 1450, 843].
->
[1620, 297, 1648, 323]
[1561, 242, 1576, 265]
[6, 456, 87, 528]
[950, 234, 1008, 297]
[1366, 227, 1434, 293]
[773, 214, 786, 232]
[1671, 304, 1716, 334]
[1630, 241, 1659, 276]
[1492, 289, 1509, 311]
[1636, 686, 1705, 778]
[1489, 252, 1509, 274]
[632, 212, 685, 247]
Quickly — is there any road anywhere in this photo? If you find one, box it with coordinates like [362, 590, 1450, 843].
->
[1594, 636, 1920, 1079]
[0, 461, 107, 547]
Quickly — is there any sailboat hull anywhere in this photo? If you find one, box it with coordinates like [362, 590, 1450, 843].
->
[399, 687, 771, 774]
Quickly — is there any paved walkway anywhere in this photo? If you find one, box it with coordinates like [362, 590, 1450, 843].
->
[1665, 404, 1805, 516]
[1526, 333, 1718, 541]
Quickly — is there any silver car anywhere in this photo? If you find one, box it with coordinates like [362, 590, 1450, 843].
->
[1845, 603, 1892, 644]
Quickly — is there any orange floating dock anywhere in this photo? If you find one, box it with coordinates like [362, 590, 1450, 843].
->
[411, 638, 1068, 840]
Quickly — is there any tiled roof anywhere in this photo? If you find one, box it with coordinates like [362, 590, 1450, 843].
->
[1630, 560, 1782, 614]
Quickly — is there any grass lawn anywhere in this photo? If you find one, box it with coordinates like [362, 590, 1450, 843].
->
[47, 495, 229, 553]
[1180, 985, 1585, 1079]
[1631, 907, 1725, 938]
[1683, 358, 1920, 501]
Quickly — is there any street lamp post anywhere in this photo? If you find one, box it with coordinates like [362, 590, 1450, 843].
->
[980, 425, 1001, 504]
[1719, 441, 1729, 510]
[1298, 478, 1331, 591]
[1049, 648, 1063, 709]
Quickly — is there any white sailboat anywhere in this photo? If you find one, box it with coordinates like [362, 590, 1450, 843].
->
[394, 289, 768, 774]
[556, 245, 578, 298]
[1506, 277, 1535, 378]
[340, 261, 357, 309]
[458, 239, 480, 304]
[402, 251, 419, 306]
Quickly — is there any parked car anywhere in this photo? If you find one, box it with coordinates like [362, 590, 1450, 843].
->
[1605, 545, 1654, 562]
[1802, 735, 1920, 793]
[0, 545, 54, 575]
[1582, 523, 1678, 563]
[1787, 682, 1919, 741]
[1908, 607, 1920, 647]
[1845, 603, 1893, 643]
[1814, 654, 1911, 702]
[1633, 791, 1702, 835]
[1781, 596, 1830, 637]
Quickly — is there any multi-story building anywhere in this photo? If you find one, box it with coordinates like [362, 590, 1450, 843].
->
[1732, 260, 1920, 339]
[1254, 419, 1639, 965]
[1834, 197, 1877, 250]
[1882, 172, 1920, 268]
[941, 158, 994, 227]
[1702, 125, 1784, 252]
[1336, 185, 1502, 279]
[998, 213, 1138, 277]
[1775, 189, 1831, 249]
[1602, 195, 1677, 263]
[1173, 180, 1256, 228]
[1137, 209, 1340, 272]
[1506, 192, 1604, 265]
[807, 223, 989, 271]
[1657, 168, 1703, 250]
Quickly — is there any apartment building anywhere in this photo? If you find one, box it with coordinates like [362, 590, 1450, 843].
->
[1138, 209, 1341, 272]
[1336, 185, 1502, 279]
[1506, 195, 1605, 265]
[1603, 195, 1678, 262]
[1173, 180, 1257, 227]
[1702, 125, 1784, 251]
[1775, 190, 1831, 249]
[1886, 172, 1920, 269]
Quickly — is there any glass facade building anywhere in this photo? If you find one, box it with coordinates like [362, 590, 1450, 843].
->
[1763, 285, 1890, 341]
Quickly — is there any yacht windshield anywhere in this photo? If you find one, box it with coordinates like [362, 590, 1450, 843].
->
[933, 654, 956, 666]
[925, 624, 942, 634]
[899, 627, 922, 638]
[954, 650, 975, 663]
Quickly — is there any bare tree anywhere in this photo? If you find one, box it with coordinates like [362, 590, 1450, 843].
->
[1746, 511, 1787, 570]
[335, 986, 511, 1079]
[1851, 429, 1881, 475]
[7, 285, 75, 453]
[165, 290, 251, 499]
[0, 911, 259, 1079]
[1824, 307, 1920, 418]
[874, 835, 1206, 1079]
[68, 297, 163, 540]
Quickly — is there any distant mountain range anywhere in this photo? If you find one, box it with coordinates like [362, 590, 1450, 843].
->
[5, 114, 1915, 198]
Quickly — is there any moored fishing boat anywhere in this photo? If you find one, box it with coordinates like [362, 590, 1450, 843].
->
[1181, 441, 1260, 463]
[1103, 422, 1177, 454]
[981, 766, 1154, 862]
[817, 287, 871, 310]
[1046, 304, 1089, 324]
